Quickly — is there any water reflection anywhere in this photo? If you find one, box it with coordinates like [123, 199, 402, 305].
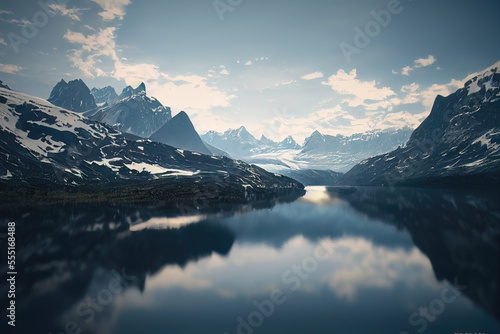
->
[0, 187, 499, 334]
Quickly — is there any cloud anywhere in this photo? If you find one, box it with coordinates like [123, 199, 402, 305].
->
[0, 16, 31, 26]
[48, 4, 87, 21]
[64, 27, 118, 78]
[244, 60, 253, 66]
[219, 65, 229, 76]
[415, 55, 437, 68]
[401, 55, 437, 76]
[0, 63, 23, 74]
[0, 38, 7, 46]
[401, 66, 413, 76]
[0, 10, 13, 15]
[301, 71, 324, 81]
[90, 0, 130, 20]
[418, 79, 462, 110]
[63, 27, 236, 123]
[323, 69, 396, 110]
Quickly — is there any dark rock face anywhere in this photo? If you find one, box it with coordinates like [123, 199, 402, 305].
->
[333, 186, 500, 321]
[91, 86, 119, 106]
[341, 62, 500, 186]
[150, 111, 212, 155]
[48, 79, 97, 112]
[85, 82, 172, 138]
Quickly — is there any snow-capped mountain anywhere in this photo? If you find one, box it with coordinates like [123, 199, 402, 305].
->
[0, 87, 303, 197]
[203, 126, 262, 158]
[340, 61, 500, 186]
[84, 82, 172, 138]
[203, 126, 412, 173]
[296, 128, 414, 171]
[150, 111, 213, 156]
[259, 135, 278, 148]
[48, 79, 97, 112]
[119, 82, 146, 99]
[91, 86, 119, 107]
[277, 136, 301, 150]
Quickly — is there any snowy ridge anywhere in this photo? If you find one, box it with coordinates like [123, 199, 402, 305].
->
[0, 87, 303, 194]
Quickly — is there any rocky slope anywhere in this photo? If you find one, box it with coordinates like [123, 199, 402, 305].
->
[340, 61, 500, 186]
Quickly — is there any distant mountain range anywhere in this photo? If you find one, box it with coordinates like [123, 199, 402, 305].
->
[0, 86, 304, 201]
[340, 61, 500, 186]
[202, 126, 413, 173]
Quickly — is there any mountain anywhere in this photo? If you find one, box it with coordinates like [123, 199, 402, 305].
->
[296, 128, 414, 172]
[48, 79, 97, 112]
[0, 80, 11, 90]
[84, 82, 172, 138]
[91, 86, 119, 107]
[277, 135, 301, 150]
[340, 61, 500, 186]
[0, 87, 304, 201]
[203, 126, 412, 173]
[202, 126, 261, 158]
[259, 135, 277, 147]
[119, 82, 146, 99]
[150, 111, 213, 155]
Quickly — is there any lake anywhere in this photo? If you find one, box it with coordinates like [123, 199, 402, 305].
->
[2, 186, 499, 334]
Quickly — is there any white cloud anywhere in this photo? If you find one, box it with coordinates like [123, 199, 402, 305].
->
[64, 27, 118, 78]
[418, 79, 463, 111]
[0, 16, 31, 26]
[401, 66, 413, 76]
[401, 55, 437, 76]
[219, 65, 229, 76]
[323, 69, 396, 110]
[0, 63, 23, 74]
[48, 4, 87, 21]
[90, 0, 130, 20]
[63, 27, 236, 129]
[415, 55, 437, 68]
[301, 71, 324, 81]
[0, 38, 7, 46]
[244, 60, 253, 66]
[391, 69, 398, 75]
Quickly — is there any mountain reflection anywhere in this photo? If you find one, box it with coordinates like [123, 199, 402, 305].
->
[0, 187, 498, 334]
[332, 186, 500, 321]
[0, 196, 300, 334]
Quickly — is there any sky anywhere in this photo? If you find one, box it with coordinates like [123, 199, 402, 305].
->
[0, 0, 499, 142]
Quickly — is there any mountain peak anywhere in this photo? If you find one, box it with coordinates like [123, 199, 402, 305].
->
[119, 82, 147, 99]
[150, 110, 212, 155]
[48, 78, 96, 112]
[136, 82, 146, 93]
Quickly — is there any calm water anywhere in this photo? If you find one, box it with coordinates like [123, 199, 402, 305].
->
[1, 186, 499, 334]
